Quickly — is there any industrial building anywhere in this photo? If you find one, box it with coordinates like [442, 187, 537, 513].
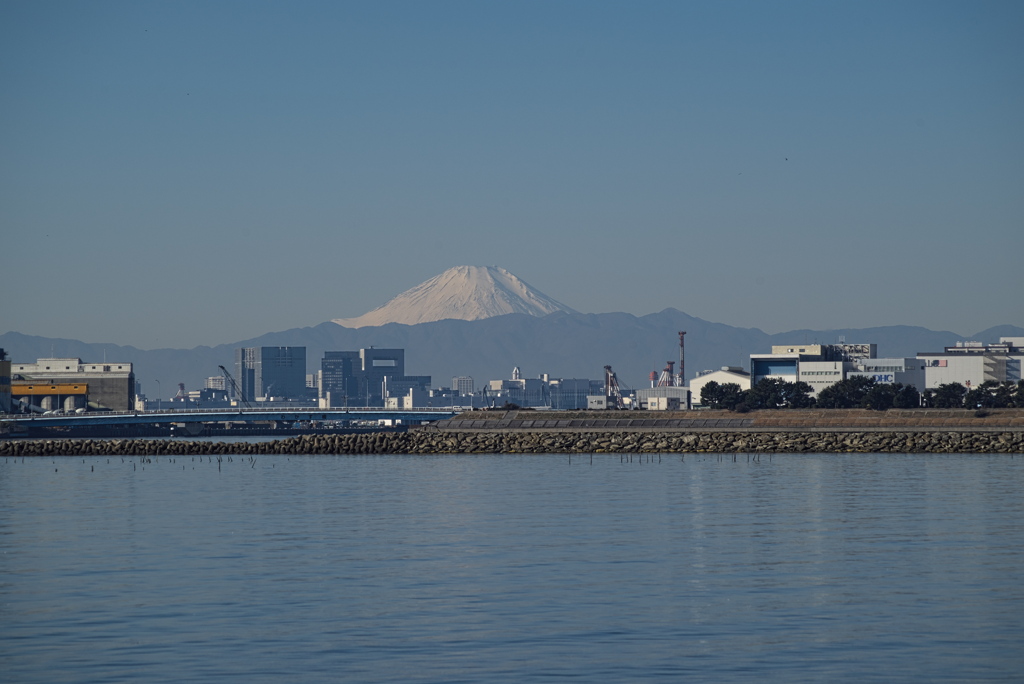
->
[488, 367, 547, 406]
[474, 333, 689, 411]
[634, 332, 691, 410]
[205, 375, 228, 391]
[319, 348, 430, 408]
[234, 347, 307, 402]
[749, 341, 936, 398]
[918, 337, 1024, 389]
[9, 357, 135, 411]
[848, 358, 926, 390]
[476, 368, 606, 409]
[547, 377, 603, 410]
[635, 386, 691, 410]
[385, 387, 430, 410]
[750, 343, 878, 396]
[744, 337, 1024, 398]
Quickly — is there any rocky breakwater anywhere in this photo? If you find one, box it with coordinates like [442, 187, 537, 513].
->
[1, 429, 1022, 457]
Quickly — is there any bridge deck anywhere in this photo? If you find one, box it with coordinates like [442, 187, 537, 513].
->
[2, 408, 458, 428]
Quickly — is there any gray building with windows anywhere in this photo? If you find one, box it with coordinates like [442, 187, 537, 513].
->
[320, 348, 430, 407]
[452, 376, 474, 396]
[235, 346, 307, 402]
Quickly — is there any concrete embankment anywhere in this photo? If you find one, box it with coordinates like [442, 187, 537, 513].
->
[1, 428, 1022, 456]
[431, 408, 1024, 432]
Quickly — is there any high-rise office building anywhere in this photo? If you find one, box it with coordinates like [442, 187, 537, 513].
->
[452, 376, 474, 396]
[320, 348, 430, 407]
[234, 347, 307, 401]
[0, 349, 10, 413]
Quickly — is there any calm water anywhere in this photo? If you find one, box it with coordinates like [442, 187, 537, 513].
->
[1, 451, 1022, 682]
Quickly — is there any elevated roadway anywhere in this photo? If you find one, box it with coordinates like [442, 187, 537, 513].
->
[1, 407, 460, 429]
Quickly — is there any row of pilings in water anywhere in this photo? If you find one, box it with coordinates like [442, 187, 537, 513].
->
[1, 429, 1023, 456]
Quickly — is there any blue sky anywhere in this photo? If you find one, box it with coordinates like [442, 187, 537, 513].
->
[2, 1, 1021, 349]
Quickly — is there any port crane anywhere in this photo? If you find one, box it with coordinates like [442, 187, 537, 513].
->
[218, 365, 253, 409]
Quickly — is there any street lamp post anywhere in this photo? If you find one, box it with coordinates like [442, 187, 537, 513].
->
[155, 379, 161, 411]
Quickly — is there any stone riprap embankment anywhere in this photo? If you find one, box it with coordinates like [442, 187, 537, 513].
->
[1, 429, 1022, 457]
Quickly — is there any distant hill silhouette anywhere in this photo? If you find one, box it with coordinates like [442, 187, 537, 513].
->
[3, 314, 1020, 398]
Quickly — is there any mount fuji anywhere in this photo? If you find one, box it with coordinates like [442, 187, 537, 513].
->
[332, 266, 578, 328]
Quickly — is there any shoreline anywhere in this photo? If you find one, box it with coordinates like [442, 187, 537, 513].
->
[1, 429, 1021, 456]
[3, 410, 1022, 456]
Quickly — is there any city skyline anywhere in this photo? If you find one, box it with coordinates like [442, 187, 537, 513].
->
[2, 1, 1022, 349]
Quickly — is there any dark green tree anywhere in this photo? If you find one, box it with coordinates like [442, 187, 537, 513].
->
[930, 382, 967, 408]
[891, 384, 921, 409]
[862, 383, 898, 411]
[965, 380, 1016, 409]
[816, 376, 875, 409]
[999, 381, 1020, 408]
[718, 383, 747, 411]
[783, 381, 816, 408]
[700, 381, 747, 410]
[744, 378, 816, 409]
[699, 381, 721, 408]
[745, 378, 788, 409]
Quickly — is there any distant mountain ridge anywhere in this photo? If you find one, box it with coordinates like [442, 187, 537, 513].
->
[4, 316, 1021, 400]
[332, 265, 578, 327]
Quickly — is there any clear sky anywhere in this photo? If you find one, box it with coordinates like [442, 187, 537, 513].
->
[2, 0, 1021, 349]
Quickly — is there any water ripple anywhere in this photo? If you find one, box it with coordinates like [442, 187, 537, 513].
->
[1, 452, 1022, 681]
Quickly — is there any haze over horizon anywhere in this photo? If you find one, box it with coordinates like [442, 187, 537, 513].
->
[3, 1, 1021, 349]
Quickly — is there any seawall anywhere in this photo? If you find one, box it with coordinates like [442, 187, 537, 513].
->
[1, 428, 1022, 457]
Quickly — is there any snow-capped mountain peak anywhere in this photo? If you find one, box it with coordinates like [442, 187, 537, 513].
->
[332, 266, 578, 328]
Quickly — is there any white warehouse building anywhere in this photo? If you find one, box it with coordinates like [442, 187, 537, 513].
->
[918, 337, 1024, 389]
[691, 366, 751, 406]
